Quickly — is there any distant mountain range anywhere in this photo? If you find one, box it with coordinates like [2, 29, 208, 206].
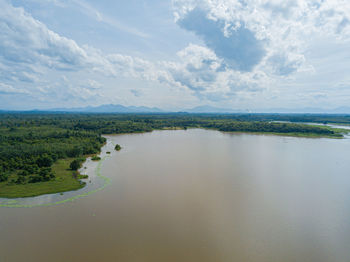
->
[2, 104, 350, 114]
[185, 105, 245, 113]
[48, 104, 164, 113]
[47, 104, 246, 113]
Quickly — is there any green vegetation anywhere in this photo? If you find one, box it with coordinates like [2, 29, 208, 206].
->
[91, 156, 101, 161]
[77, 174, 89, 179]
[70, 158, 84, 171]
[115, 144, 122, 151]
[215, 121, 344, 138]
[0, 158, 85, 198]
[0, 117, 105, 198]
[0, 113, 348, 198]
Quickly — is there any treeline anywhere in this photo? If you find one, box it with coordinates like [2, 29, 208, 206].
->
[0, 113, 345, 184]
[205, 121, 337, 135]
[0, 123, 105, 184]
[1, 113, 349, 134]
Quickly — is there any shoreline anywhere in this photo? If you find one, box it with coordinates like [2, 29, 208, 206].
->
[185, 126, 347, 139]
[0, 137, 114, 205]
[1, 125, 348, 201]
[220, 130, 344, 139]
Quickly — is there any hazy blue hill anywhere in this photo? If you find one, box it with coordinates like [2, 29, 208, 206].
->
[2, 105, 350, 114]
[48, 104, 164, 113]
[185, 105, 243, 113]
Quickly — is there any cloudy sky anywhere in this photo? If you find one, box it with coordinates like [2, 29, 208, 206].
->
[1, 0, 350, 110]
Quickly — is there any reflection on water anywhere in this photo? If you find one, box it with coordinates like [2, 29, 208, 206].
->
[1, 129, 350, 262]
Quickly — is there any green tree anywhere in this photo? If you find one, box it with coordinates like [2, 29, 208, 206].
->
[70, 159, 82, 171]
[39, 167, 55, 181]
[15, 175, 26, 184]
[0, 173, 9, 182]
[69, 146, 83, 157]
[36, 154, 53, 167]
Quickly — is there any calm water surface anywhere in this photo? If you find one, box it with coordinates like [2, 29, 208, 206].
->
[1, 129, 350, 262]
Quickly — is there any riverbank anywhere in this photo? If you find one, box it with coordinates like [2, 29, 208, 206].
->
[0, 141, 111, 199]
[0, 138, 114, 202]
[1, 116, 348, 199]
[1, 125, 347, 199]
[0, 158, 86, 198]
[220, 131, 344, 139]
[2, 129, 350, 260]
[183, 125, 348, 139]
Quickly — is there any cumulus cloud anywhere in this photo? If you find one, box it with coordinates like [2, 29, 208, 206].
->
[0, 0, 154, 101]
[173, 0, 350, 76]
[0, 0, 273, 103]
[2, 0, 350, 107]
[33, 76, 104, 104]
[177, 7, 265, 71]
[0, 1, 89, 70]
[163, 44, 271, 100]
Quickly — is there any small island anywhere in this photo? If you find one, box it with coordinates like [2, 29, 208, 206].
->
[115, 144, 122, 151]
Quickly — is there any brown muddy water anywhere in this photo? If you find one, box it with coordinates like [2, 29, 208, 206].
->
[1, 129, 350, 262]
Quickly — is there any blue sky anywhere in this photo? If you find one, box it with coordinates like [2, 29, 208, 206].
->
[1, 0, 350, 110]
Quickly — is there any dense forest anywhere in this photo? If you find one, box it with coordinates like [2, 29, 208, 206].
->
[0, 113, 347, 187]
[0, 124, 105, 185]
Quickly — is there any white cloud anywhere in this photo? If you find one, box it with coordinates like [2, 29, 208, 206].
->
[1, 0, 350, 108]
[85, 79, 102, 90]
[0, 83, 29, 94]
[0, 0, 93, 92]
[33, 76, 104, 103]
[163, 44, 272, 101]
[172, 0, 350, 76]
[0, 0, 297, 104]
[0, 2, 89, 69]
[71, 0, 150, 38]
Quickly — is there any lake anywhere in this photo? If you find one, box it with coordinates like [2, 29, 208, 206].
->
[1, 129, 350, 262]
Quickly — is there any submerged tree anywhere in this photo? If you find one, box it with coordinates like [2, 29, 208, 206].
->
[115, 144, 122, 151]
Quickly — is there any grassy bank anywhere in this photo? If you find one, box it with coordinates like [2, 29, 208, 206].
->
[0, 158, 85, 198]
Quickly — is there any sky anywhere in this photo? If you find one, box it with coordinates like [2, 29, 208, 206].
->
[1, 0, 350, 111]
